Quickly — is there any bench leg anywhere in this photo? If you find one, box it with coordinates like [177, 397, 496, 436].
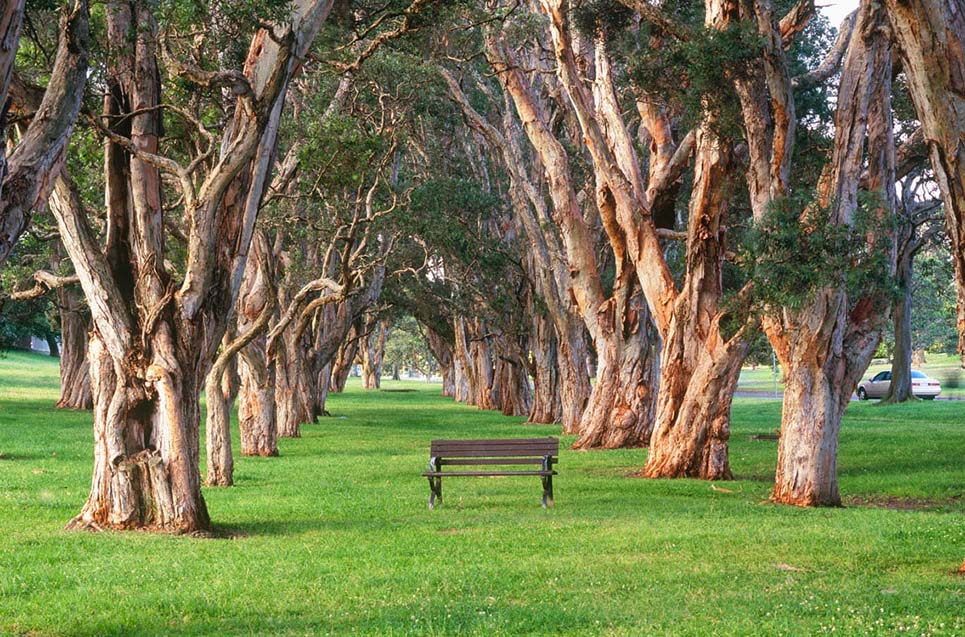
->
[541, 474, 554, 508]
[428, 477, 442, 510]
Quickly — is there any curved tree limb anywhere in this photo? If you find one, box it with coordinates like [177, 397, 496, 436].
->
[793, 11, 857, 91]
[8, 270, 79, 301]
[0, 0, 89, 266]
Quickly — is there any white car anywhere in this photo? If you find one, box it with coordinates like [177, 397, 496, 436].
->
[856, 370, 941, 400]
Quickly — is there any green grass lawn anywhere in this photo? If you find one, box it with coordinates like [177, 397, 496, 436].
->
[1, 351, 963, 636]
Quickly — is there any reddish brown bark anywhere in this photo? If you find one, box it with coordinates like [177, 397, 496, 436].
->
[477, 39, 641, 442]
[527, 308, 562, 424]
[55, 0, 333, 532]
[55, 287, 91, 410]
[883, 0, 965, 365]
[768, 1, 896, 506]
[0, 0, 89, 266]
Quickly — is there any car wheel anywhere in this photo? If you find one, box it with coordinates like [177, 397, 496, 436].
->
[857, 387, 868, 401]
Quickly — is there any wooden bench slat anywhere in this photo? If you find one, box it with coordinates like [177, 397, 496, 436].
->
[439, 457, 554, 466]
[430, 449, 556, 458]
[422, 470, 557, 477]
[431, 443, 557, 451]
[431, 438, 557, 445]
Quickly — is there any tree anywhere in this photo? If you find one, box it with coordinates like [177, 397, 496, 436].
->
[447, 22, 654, 446]
[883, 0, 965, 368]
[731, 0, 897, 505]
[55, 0, 333, 533]
[882, 173, 942, 403]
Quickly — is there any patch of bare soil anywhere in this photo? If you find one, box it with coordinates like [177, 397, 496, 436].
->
[844, 494, 962, 511]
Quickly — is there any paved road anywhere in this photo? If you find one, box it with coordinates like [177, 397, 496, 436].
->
[735, 390, 963, 401]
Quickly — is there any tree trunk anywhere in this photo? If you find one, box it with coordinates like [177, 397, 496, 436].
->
[883, 0, 965, 365]
[452, 316, 473, 403]
[573, 300, 657, 450]
[468, 319, 497, 410]
[425, 326, 455, 396]
[238, 343, 277, 456]
[329, 321, 360, 392]
[454, 45, 598, 433]
[56, 0, 332, 533]
[68, 333, 210, 531]
[493, 335, 533, 417]
[220, 329, 240, 405]
[56, 288, 91, 409]
[45, 334, 60, 357]
[643, 125, 748, 480]
[361, 316, 387, 389]
[314, 361, 332, 417]
[204, 363, 234, 487]
[771, 300, 851, 506]
[0, 0, 89, 266]
[275, 328, 313, 437]
[235, 234, 279, 456]
[771, 1, 895, 505]
[883, 243, 915, 403]
[557, 322, 591, 435]
[644, 332, 747, 480]
[528, 310, 562, 424]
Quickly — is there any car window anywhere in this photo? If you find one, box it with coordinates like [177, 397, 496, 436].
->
[883, 372, 891, 381]
[872, 372, 887, 381]
[911, 370, 927, 379]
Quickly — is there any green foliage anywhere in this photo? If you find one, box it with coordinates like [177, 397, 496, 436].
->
[629, 21, 764, 138]
[0, 298, 55, 353]
[911, 247, 960, 354]
[743, 193, 898, 311]
[383, 315, 434, 375]
[1, 353, 964, 635]
[300, 114, 388, 194]
[404, 178, 502, 263]
[572, 0, 635, 38]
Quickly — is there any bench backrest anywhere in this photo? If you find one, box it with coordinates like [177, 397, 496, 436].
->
[430, 437, 558, 461]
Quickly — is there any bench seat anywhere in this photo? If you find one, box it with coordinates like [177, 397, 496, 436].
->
[422, 437, 559, 509]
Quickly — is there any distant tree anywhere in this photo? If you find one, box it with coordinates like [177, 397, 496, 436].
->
[383, 315, 434, 379]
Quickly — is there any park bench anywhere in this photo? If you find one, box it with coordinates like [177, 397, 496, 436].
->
[422, 437, 559, 509]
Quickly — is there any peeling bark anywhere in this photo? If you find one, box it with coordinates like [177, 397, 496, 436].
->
[769, 1, 896, 506]
[0, 0, 89, 266]
[528, 308, 562, 424]
[56, 0, 333, 532]
[883, 0, 965, 366]
[55, 286, 91, 410]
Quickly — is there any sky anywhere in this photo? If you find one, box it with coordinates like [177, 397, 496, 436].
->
[819, 0, 859, 27]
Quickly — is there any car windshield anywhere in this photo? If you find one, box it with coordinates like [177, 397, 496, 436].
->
[911, 370, 927, 379]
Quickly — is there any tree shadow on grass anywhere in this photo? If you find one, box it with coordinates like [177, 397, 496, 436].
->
[223, 516, 403, 537]
[57, 598, 606, 637]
